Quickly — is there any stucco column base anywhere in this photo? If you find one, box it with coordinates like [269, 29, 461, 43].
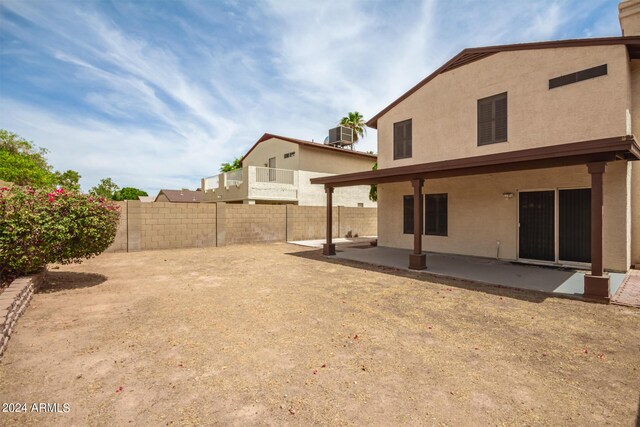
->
[409, 253, 427, 270]
[584, 274, 610, 300]
[323, 243, 336, 256]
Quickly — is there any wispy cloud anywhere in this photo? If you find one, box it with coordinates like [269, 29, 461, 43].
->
[0, 0, 621, 194]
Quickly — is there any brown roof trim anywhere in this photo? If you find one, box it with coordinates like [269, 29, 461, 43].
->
[241, 133, 377, 163]
[367, 36, 640, 129]
[310, 136, 640, 187]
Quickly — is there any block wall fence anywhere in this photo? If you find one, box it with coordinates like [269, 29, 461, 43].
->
[105, 201, 377, 252]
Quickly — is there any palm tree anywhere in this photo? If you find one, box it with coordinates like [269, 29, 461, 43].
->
[339, 111, 366, 148]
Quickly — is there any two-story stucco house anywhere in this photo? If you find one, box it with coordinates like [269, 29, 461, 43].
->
[201, 133, 377, 207]
[312, 1, 640, 300]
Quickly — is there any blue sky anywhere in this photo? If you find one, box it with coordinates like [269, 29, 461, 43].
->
[0, 0, 621, 194]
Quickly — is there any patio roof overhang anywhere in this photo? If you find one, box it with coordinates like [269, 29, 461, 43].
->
[315, 135, 640, 300]
[310, 135, 640, 188]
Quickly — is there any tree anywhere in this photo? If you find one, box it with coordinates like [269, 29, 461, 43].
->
[0, 150, 55, 188]
[220, 157, 242, 172]
[112, 187, 148, 201]
[369, 162, 377, 202]
[339, 111, 366, 147]
[55, 170, 81, 193]
[90, 178, 119, 199]
[0, 129, 82, 191]
[0, 130, 55, 187]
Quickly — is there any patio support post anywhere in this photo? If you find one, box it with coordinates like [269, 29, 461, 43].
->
[409, 178, 426, 270]
[584, 162, 610, 299]
[323, 186, 336, 256]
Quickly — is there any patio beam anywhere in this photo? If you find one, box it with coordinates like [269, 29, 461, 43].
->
[584, 162, 610, 299]
[409, 178, 426, 270]
[323, 186, 336, 256]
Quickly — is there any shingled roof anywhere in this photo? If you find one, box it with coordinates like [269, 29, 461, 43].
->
[155, 189, 202, 203]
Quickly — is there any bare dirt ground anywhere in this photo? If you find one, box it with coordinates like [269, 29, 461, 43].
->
[1, 243, 639, 426]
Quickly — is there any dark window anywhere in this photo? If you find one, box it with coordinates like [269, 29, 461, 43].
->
[403, 195, 414, 234]
[477, 93, 507, 146]
[394, 119, 412, 159]
[425, 194, 448, 236]
[549, 64, 607, 89]
[284, 151, 295, 158]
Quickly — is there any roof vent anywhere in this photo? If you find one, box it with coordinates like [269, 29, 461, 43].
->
[326, 126, 354, 148]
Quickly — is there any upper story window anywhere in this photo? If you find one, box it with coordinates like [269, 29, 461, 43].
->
[393, 119, 412, 160]
[549, 64, 607, 89]
[284, 151, 295, 158]
[477, 92, 507, 146]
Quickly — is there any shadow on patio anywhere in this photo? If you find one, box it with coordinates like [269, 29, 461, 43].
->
[287, 244, 626, 304]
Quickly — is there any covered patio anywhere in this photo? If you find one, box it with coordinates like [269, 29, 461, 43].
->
[311, 136, 640, 300]
[332, 244, 626, 298]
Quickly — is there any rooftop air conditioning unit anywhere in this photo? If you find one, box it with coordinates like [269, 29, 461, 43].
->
[327, 126, 354, 147]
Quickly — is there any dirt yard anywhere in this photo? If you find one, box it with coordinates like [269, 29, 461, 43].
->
[1, 243, 639, 426]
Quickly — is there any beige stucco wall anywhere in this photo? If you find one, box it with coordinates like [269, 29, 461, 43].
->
[377, 163, 631, 271]
[632, 163, 640, 267]
[629, 60, 640, 267]
[620, 0, 640, 36]
[299, 145, 376, 174]
[242, 138, 300, 170]
[376, 45, 630, 169]
[298, 171, 376, 207]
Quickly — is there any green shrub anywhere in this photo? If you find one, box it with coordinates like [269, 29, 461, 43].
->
[0, 186, 120, 280]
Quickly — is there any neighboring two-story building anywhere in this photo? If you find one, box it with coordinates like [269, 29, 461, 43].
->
[201, 133, 377, 207]
[312, 1, 640, 299]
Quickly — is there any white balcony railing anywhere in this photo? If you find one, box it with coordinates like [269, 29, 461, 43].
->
[255, 166, 295, 184]
[202, 175, 219, 191]
[225, 168, 244, 186]
[202, 166, 297, 200]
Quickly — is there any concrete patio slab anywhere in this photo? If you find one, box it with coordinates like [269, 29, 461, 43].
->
[334, 246, 625, 298]
[288, 236, 376, 248]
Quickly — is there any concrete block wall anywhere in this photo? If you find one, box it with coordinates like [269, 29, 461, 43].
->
[286, 205, 339, 241]
[105, 201, 377, 252]
[136, 202, 217, 250]
[219, 204, 286, 245]
[105, 202, 128, 253]
[339, 207, 377, 238]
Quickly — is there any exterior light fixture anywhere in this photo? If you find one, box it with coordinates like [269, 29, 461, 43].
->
[502, 192, 514, 200]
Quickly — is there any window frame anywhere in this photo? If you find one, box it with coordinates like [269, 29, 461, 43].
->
[393, 119, 412, 160]
[477, 92, 508, 146]
[403, 193, 448, 236]
[425, 193, 448, 236]
[549, 64, 607, 90]
[403, 195, 414, 234]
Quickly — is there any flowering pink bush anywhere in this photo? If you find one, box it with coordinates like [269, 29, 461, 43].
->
[0, 186, 120, 280]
